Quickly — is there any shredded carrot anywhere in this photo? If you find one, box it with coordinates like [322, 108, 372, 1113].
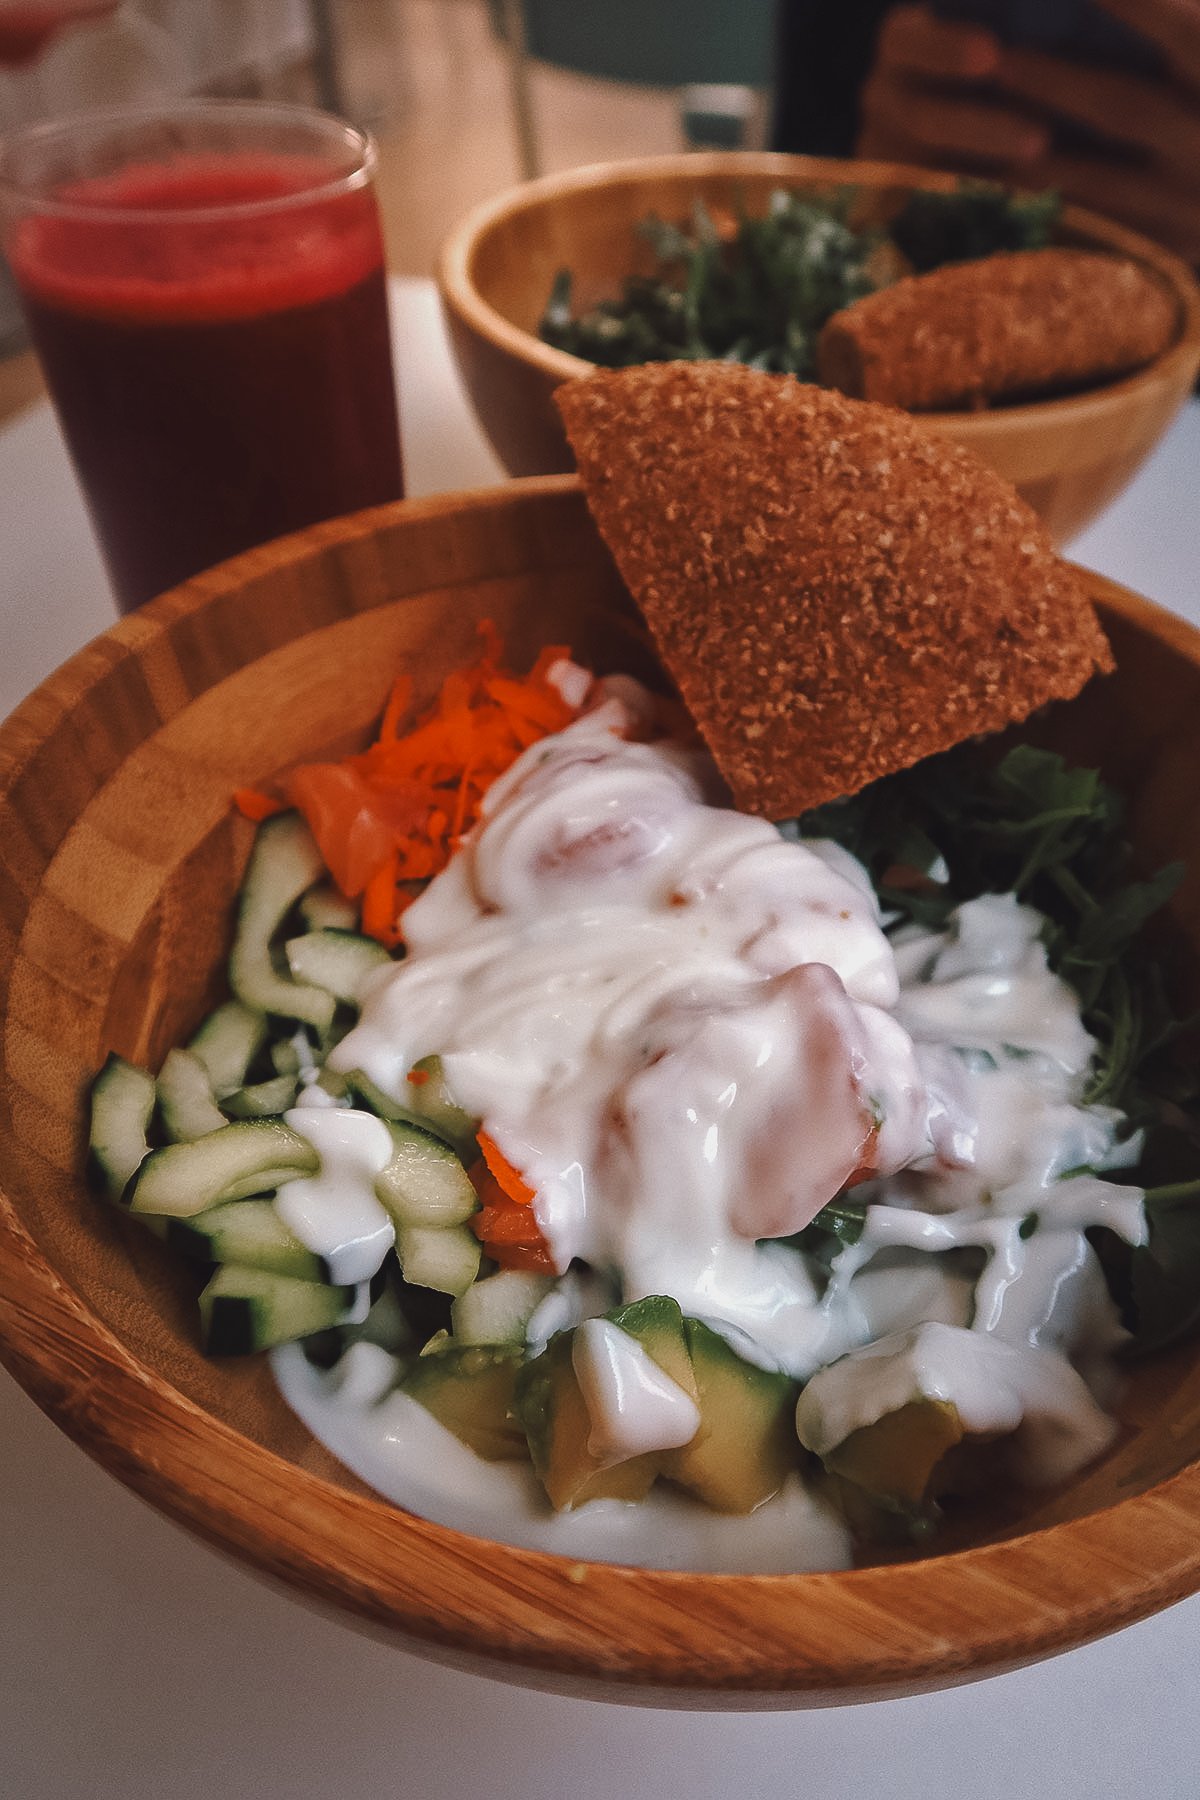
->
[477, 1131, 538, 1206]
[361, 851, 400, 947]
[405, 1067, 431, 1088]
[470, 1137, 553, 1269]
[255, 621, 586, 943]
[233, 787, 286, 823]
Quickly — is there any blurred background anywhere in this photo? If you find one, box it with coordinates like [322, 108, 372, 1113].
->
[0, 0, 757, 395]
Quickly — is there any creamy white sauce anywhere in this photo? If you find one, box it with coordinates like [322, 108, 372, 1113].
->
[571, 1319, 701, 1464]
[272, 1341, 853, 1573]
[272, 679, 1148, 1571]
[276, 1107, 395, 1285]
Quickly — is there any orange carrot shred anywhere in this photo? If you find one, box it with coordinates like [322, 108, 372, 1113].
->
[361, 851, 400, 946]
[477, 1132, 538, 1205]
[233, 787, 285, 823]
[264, 621, 584, 947]
[406, 1067, 430, 1087]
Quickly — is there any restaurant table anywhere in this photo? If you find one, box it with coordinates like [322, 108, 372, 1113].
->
[2, 277, 1199, 1800]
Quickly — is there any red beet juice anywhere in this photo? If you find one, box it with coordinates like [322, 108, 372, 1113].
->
[9, 154, 404, 611]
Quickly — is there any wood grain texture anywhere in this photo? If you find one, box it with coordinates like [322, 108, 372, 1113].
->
[3, 479, 1200, 1705]
[437, 152, 1200, 543]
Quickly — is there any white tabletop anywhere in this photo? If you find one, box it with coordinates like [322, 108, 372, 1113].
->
[2, 279, 1200, 1800]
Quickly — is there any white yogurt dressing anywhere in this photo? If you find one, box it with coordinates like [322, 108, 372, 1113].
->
[272, 676, 1147, 1571]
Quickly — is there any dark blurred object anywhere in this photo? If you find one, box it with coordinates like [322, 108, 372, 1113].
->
[890, 181, 1060, 269]
[929, 0, 1164, 74]
[771, 0, 892, 154]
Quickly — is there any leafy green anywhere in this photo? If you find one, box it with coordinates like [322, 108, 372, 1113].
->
[888, 182, 1061, 273]
[540, 181, 1061, 379]
[795, 742, 1188, 1122]
[540, 190, 880, 378]
[793, 742, 1200, 1354]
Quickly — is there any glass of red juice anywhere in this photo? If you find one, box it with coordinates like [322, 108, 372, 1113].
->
[0, 102, 404, 612]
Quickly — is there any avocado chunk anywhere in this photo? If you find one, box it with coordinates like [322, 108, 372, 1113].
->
[400, 1342, 528, 1461]
[823, 1397, 965, 1511]
[513, 1297, 699, 1510]
[513, 1328, 660, 1509]
[660, 1318, 800, 1512]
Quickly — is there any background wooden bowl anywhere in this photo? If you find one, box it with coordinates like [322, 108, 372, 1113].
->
[437, 153, 1200, 545]
[5, 479, 1200, 1706]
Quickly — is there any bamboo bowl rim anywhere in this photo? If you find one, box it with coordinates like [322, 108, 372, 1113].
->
[5, 477, 1200, 1703]
[436, 150, 1200, 436]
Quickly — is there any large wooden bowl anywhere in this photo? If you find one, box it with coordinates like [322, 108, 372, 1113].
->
[4, 479, 1200, 1706]
[437, 153, 1200, 544]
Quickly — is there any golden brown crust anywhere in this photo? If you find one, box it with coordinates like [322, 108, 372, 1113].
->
[817, 249, 1179, 411]
[556, 363, 1114, 817]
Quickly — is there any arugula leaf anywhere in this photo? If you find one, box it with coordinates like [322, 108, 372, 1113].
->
[889, 182, 1062, 272]
[540, 188, 880, 378]
[539, 180, 1061, 378]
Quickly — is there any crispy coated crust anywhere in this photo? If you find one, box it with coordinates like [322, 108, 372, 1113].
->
[817, 249, 1178, 411]
[557, 364, 1114, 817]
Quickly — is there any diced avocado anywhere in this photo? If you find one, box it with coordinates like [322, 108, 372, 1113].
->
[660, 1318, 799, 1513]
[513, 1331, 659, 1510]
[823, 1397, 965, 1512]
[608, 1294, 699, 1402]
[401, 1342, 528, 1461]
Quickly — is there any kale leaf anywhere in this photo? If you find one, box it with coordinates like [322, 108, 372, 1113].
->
[888, 182, 1061, 273]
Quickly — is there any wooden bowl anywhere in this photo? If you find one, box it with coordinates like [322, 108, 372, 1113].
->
[5, 479, 1200, 1707]
[437, 153, 1200, 544]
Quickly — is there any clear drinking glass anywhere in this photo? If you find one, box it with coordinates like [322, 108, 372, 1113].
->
[0, 101, 404, 612]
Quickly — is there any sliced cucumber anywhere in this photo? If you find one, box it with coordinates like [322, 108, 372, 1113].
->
[394, 1222, 481, 1297]
[298, 883, 359, 932]
[167, 1197, 324, 1281]
[451, 1269, 554, 1345]
[345, 1059, 478, 1161]
[223, 1073, 300, 1119]
[125, 1120, 319, 1218]
[157, 1048, 227, 1143]
[89, 1054, 157, 1199]
[270, 1038, 303, 1077]
[285, 929, 391, 1006]
[375, 1121, 478, 1228]
[229, 813, 335, 1030]
[199, 1264, 354, 1355]
[187, 1000, 266, 1098]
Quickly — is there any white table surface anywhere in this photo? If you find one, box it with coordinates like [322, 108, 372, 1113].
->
[2, 278, 1200, 1800]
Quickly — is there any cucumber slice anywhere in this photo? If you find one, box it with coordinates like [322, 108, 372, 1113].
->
[187, 1000, 266, 1098]
[298, 883, 359, 932]
[222, 1073, 300, 1119]
[167, 1198, 324, 1280]
[285, 929, 391, 1006]
[270, 1038, 303, 1077]
[394, 1223, 481, 1297]
[375, 1121, 478, 1228]
[157, 1048, 227, 1143]
[199, 1264, 355, 1356]
[89, 1054, 156, 1199]
[451, 1269, 554, 1345]
[345, 1060, 478, 1161]
[229, 813, 336, 1030]
[125, 1120, 319, 1218]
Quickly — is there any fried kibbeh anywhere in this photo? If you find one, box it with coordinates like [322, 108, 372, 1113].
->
[817, 249, 1177, 413]
[556, 363, 1113, 817]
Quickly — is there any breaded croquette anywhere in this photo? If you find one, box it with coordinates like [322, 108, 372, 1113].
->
[816, 249, 1178, 412]
[556, 363, 1113, 817]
